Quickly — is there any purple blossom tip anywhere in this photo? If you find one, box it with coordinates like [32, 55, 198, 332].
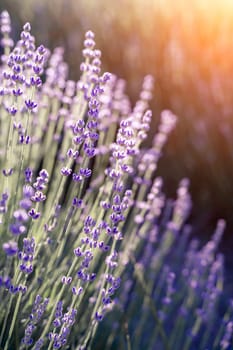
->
[95, 311, 103, 322]
[85, 30, 95, 40]
[3, 240, 18, 256]
[2, 168, 13, 177]
[23, 22, 31, 32]
[61, 167, 72, 176]
[37, 44, 46, 55]
[25, 99, 37, 110]
[72, 198, 83, 208]
[28, 208, 40, 220]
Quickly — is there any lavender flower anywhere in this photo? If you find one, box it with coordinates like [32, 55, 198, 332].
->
[0, 11, 231, 350]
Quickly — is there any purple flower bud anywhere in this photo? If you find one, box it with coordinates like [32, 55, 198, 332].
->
[25, 99, 37, 110]
[6, 106, 17, 116]
[12, 88, 23, 96]
[20, 198, 32, 210]
[13, 209, 28, 222]
[30, 76, 42, 87]
[37, 44, 46, 55]
[72, 173, 82, 182]
[84, 38, 95, 48]
[28, 208, 40, 220]
[10, 223, 26, 235]
[72, 198, 82, 208]
[90, 273, 96, 281]
[53, 318, 61, 328]
[85, 30, 95, 39]
[23, 22, 31, 32]
[3, 240, 18, 256]
[39, 169, 49, 179]
[24, 168, 33, 183]
[66, 276, 72, 284]
[67, 148, 79, 159]
[85, 148, 96, 158]
[61, 167, 72, 176]
[73, 136, 84, 145]
[33, 65, 42, 75]
[31, 191, 46, 202]
[61, 276, 66, 284]
[95, 311, 103, 322]
[74, 247, 82, 257]
[79, 168, 92, 178]
[2, 168, 13, 177]
[9, 285, 19, 294]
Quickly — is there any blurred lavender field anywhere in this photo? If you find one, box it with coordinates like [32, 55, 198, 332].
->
[1, 0, 232, 285]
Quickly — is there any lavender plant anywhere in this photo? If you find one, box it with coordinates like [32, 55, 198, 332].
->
[0, 11, 232, 350]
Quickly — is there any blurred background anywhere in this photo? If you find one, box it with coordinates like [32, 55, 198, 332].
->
[1, 0, 233, 286]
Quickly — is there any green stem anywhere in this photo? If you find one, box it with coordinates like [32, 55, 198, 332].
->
[0, 296, 13, 346]
[3, 293, 22, 350]
[130, 256, 171, 350]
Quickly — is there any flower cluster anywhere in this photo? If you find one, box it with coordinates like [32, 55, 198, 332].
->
[0, 11, 232, 350]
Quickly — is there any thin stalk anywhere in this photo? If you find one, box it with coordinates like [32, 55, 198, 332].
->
[4, 293, 22, 350]
[130, 255, 171, 350]
[0, 296, 13, 346]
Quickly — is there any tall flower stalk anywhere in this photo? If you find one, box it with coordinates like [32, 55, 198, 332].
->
[0, 11, 232, 350]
